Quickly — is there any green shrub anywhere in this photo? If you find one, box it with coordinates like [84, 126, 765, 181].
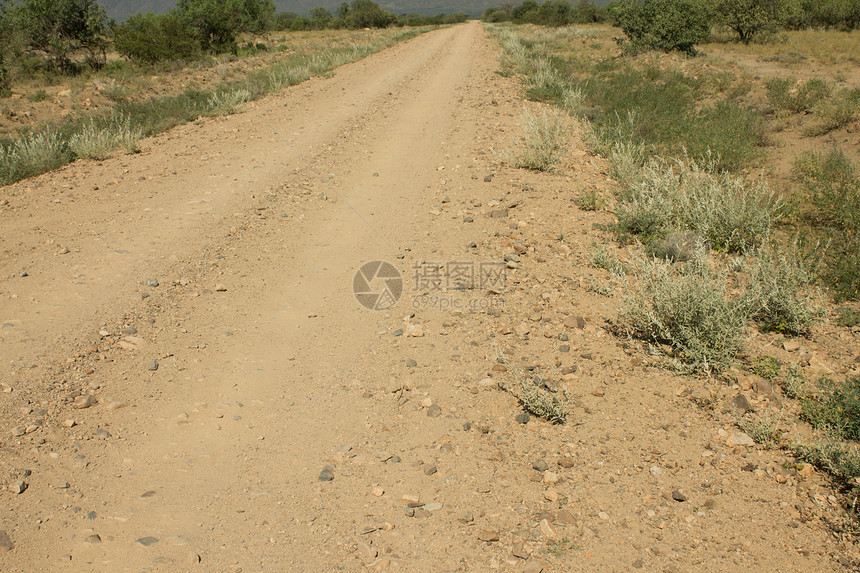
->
[766, 77, 830, 114]
[802, 376, 860, 441]
[29, 89, 49, 102]
[616, 158, 782, 252]
[0, 53, 10, 98]
[743, 243, 823, 336]
[611, 0, 712, 55]
[206, 88, 250, 115]
[621, 250, 748, 372]
[794, 150, 860, 299]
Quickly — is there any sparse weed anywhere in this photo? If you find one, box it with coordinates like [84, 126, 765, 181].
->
[783, 366, 807, 399]
[29, 89, 50, 103]
[575, 189, 603, 211]
[520, 376, 567, 424]
[752, 355, 781, 382]
[514, 107, 568, 171]
[591, 244, 626, 277]
[738, 410, 784, 448]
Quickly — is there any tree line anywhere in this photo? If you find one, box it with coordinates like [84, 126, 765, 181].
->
[484, 0, 860, 49]
[0, 0, 467, 94]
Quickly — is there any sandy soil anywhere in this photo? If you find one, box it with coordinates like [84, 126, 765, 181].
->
[1, 22, 858, 572]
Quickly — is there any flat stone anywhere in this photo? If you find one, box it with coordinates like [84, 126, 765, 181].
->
[136, 536, 159, 547]
[727, 432, 755, 447]
[147, 360, 159, 372]
[423, 464, 437, 476]
[424, 502, 443, 511]
[563, 316, 586, 329]
[85, 534, 101, 544]
[556, 509, 577, 524]
[532, 459, 549, 472]
[516, 412, 530, 424]
[557, 456, 575, 468]
[427, 404, 442, 418]
[10, 426, 26, 437]
[477, 530, 500, 542]
[0, 530, 12, 551]
[73, 395, 96, 409]
[671, 490, 687, 502]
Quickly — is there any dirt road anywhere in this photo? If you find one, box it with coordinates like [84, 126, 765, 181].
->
[0, 22, 854, 572]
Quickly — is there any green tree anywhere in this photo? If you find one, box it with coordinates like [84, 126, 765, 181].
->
[14, 0, 107, 71]
[611, 0, 712, 54]
[716, 0, 786, 43]
[308, 6, 334, 28]
[176, 0, 275, 52]
[114, 12, 199, 63]
[343, 0, 395, 28]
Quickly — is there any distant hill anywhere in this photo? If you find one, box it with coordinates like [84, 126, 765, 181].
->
[101, 0, 514, 21]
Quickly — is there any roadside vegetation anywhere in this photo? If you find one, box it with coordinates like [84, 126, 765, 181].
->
[0, 0, 463, 185]
[484, 0, 860, 529]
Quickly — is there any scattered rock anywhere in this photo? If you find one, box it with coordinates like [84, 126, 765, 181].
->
[532, 459, 549, 472]
[489, 209, 509, 218]
[318, 465, 335, 482]
[539, 519, 557, 538]
[146, 279, 159, 287]
[392, 329, 403, 337]
[731, 393, 752, 414]
[556, 510, 576, 524]
[783, 340, 801, 352]
[424, 464, 437, 476]
[11, 426, 26, 437]
[512, 541, 529, 559]
[516, 412, 530, 424]
[406, 359, 417, 368]
[477, 530, 499, 542]
[85, 534, 101, 544]
[147, 360, 159, 372]
[425, 502, 443, 511]
[671, 490, 687, 502]
[215, 284, 227, 292]
[563, 316, 586, 329]
[557, 456, 575, 468]
[427, 404, 442, 418]
[8, 481, 26, 494]
[136, 536, 159, 547]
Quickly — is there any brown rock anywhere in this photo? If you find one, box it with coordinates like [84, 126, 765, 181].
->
[556, 509, 577, 524]
[0, 530, 12, 552]
[557, 456, 575, 468]
[563, 316, 586, 329]
[73, 395, 97, 409]
[477, 530, 500, 542]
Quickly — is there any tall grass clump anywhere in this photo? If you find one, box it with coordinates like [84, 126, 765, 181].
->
[616, 158, 783, 253]
[69, 115, 143, 160]
[514, 107, 568, 171]
[207, 88, 251, 115]
[621, 250, 748, 373]
[0, 130, 70, 185]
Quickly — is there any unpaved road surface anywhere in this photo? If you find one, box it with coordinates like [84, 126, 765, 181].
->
[0, 22, 856, 572]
